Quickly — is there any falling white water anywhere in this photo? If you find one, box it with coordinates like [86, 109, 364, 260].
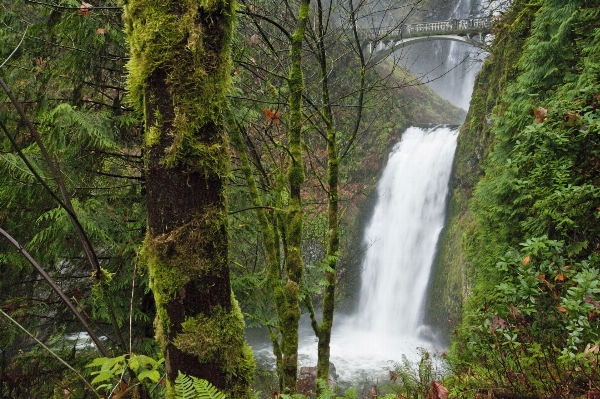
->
[293, 125, 459, 383]
[354, 126, 458, 336]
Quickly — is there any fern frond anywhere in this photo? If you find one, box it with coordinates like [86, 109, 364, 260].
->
[192, 377, 227, 399]
[174, 371, 227, 399]
[175, 371, 196, 399]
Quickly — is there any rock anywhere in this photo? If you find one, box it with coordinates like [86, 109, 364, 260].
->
[297, 362, 339, 396]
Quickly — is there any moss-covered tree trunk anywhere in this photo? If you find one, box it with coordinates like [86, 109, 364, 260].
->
[123, 0, 254, 396]
[279, 0, 311, 392]
[228, 116, 285, 388]
[314, 0, 338, 388]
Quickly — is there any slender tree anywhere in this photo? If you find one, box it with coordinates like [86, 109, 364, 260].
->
[123, 0, 255, 395]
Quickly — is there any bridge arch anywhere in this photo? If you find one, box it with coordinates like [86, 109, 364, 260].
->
[361, 16, 493, 64]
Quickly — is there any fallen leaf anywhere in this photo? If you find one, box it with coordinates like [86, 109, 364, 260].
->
[96, 27, 106, 34]
[522, 255, 531, 266]
[489, 315, 508, 332]
[584, 296, 600, 311]
[554, 272, 565, 281]
[585, 343, 599, 354]
[537, 273, 550, 285]
[509, 305, 521, 319]
[563, 110, 580, 122]
[249, 34, 260, 46]
[557, 306, 568, 313]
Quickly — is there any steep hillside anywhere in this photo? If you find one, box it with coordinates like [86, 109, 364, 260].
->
[435, 0, 600, 396]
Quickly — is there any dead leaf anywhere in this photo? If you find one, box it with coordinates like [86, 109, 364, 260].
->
[563, 110, 580, 123]
[427, 381, 449, 399]
[533, 107, 547, 123]
[584, 296, 600, 311]
[554, 272, 565, 281]
[523, 255, 531, 265]
[585, 343, 599, 354]
[557, 306, 568, 313]
[96, 28, 106, 35]
[389, 370, 398, 382]
[537, 273, 550, 286]
[249, 34, 260, 46]
[369, 385, 378, 398]
[489, 315, 508, 332]
[263, 108, 281, 125]
[509, 305, 521, 319]
[78, 2, 93, 17]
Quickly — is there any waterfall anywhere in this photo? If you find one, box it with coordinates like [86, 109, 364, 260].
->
[295, 125, 459, 383]
[353, 126, 458, 338]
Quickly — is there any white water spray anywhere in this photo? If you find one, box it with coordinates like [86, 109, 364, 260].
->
[296, 125, 459, 382]
[354, 126, 458, 337]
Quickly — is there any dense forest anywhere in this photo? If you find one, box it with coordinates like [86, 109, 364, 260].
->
[0, 0, 599, 398]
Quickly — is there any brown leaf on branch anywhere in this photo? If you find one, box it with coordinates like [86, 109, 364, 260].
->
[263, 108, 281, 125]
[533, 107, 547, 123]
[78, 2, 93, 17]
[427, 381, 449, 399]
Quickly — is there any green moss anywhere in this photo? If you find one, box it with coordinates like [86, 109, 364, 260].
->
[174, 298, 256, 388]
[125, 0, 235, 170]
[146, 125, 161, 147]
[141, 209, 229, 363]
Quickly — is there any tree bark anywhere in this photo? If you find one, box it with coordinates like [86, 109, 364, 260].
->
[281, 0, 311, 392]
[124, 0, 255, 396]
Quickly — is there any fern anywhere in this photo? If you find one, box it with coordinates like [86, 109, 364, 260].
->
[174, 371, 227, 399]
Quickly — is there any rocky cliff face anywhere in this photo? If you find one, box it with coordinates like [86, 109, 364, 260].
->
[425, 0, 535, 340]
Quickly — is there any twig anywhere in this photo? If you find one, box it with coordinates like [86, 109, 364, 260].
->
[0, 227, 110, 357]
[0, 308, 102, 398]
[0, 25, 29, 69]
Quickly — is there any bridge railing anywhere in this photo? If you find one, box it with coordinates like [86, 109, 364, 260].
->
[359, 16, 493, 40]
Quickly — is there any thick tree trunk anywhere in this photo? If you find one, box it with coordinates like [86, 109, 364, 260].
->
[124, 0, 254, 396]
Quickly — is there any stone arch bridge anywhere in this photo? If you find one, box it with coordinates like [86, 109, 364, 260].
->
[359, 16, 494, 64]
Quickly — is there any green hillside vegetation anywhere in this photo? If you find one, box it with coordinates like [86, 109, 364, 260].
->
[436, 0, 600, 397]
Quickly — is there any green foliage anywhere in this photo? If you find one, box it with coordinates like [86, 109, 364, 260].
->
[0, 0, 152, 395]
[446, 0, 600, 396]
[175, 371, 228, 399]
[86, 354, 164, 393]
